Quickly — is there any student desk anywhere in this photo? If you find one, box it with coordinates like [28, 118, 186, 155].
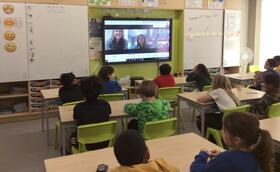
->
[225, 73, 254, 87]
[135, 77, 188, 91]
[40, 87, 129, 146]
[58, 99, 140, 155]
[177, 88, 265, 136]
[260, 117, 280, 143]
[44, 133, 223, 172]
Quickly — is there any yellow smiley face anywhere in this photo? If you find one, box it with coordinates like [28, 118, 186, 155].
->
[5, 42, 17, 52]
[4, 31, 16, 41]
[3, 18, 15, 28]
[3, 4, 15, 14]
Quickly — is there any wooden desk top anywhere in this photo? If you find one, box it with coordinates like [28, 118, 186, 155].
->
[225, 73, 254, 81]
[59, 99, 141, 123]
[41, 87, 128, 100]
[44, 133, 223, 172]
[136, 76, 187, 85]
[178, 88, 265, 106]
[260, 117, 280, 142]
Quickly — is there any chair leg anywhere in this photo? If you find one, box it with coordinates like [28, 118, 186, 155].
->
[54, 122, 59, 150]
[121, 119, 127, 131]
[179, 113, 185, 130]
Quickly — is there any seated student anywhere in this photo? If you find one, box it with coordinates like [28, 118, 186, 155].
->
[186, 64, 212, 91]
[124, 80, 171, 134]
[59, 72, 84, 104]
[71, 76, 111, 151]
[250, 74, 280, 119]
[153, 64, 176, 88]
[111, 130, 179, 172]
[190, 112, 273, 172]
[196, 75, 239, 135]
[273, 55, 280, 72]
[98, 65, 122, 94]
[251, 59, 279, 90]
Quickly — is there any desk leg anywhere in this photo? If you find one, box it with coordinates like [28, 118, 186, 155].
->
[177, 97, 181, 134]
[46, 101, 50, 146]
[199, 109, 206, 137]
[41, 98, 45, 132]
[61, 123, 66, 156]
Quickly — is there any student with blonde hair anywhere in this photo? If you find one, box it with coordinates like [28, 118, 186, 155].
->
[196, 75, 239, 136]
[124, 80, 171, 134]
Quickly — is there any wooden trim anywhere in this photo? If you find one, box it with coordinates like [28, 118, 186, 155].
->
[0, 93, 28, 99]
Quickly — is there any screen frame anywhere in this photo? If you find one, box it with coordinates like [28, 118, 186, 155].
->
[102, 17, 173, 65]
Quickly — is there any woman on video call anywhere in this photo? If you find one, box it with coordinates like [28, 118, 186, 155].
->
[136, 34, 149, 50]
[106, 29, 128, 51]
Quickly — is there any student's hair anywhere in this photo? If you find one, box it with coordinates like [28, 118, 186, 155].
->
[98, 65, 114, 81]
[80, 75, 102, 101]
[195, 64, 212, 80]
[60, 72, 75, 88]
[137, 80, 158, 98]
[212, 75, 239, 105]
[273, 56, 280, 65]
[159, 64, 172, 75]
[264, 74, 280, 89]
[223, 112, 274, 172]
[114, 130, 148, 166]
[266, 59, 278, 68]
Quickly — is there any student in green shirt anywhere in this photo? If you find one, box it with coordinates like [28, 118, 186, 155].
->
[124, 80, 171, 134]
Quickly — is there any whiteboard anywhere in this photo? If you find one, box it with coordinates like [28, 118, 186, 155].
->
[183, 9, 223, 69]
[0, 3, 28, 82]
[223, 10, 241, 67]
[26, 4, 89, 80]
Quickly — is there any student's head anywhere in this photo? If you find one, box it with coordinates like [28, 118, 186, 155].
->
[194, 64, 211, 80]
[98, 65, 114, 81]
[80, 75, 102, 101]
[264, 58, 277, 70]
[137, 80, 158, 99]
[112, 29, 124, 41]
[212, 75, 239, 105]
[137, 34, 147, 46]
[60, 72, 75, 87]
[273, 55, 280, 66]
[264, 74, 280, 93]
[223, 112, 273, 172]
[114, 130, 150, 166]
[159, 64, 172, 75]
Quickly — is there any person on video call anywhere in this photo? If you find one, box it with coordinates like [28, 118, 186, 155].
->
[106, 29, 128, 51]
[136, 34, 149, 50]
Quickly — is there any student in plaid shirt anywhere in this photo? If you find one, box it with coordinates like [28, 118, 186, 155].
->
[250, 74, 280, 119]
[124, 80, 171, 134]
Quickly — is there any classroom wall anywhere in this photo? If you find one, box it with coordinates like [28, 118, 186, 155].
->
[89, 8, 184, 79]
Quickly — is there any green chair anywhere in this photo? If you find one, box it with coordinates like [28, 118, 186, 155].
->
[99, 93, 125, 101]
[268, 102, 280, 118]
[202, 85, 212, 91]
[249, 65, 260, 73]
[205, 105, 250, 148]
[158, 87, 185, 129]
[54, 100, 83, 149]
[72, 121, 116, 154]
[143, 118, 177, 140]
[191, 85, 213, 122]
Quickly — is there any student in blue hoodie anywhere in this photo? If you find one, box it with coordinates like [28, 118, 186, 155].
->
[98, 65, 122, 94]
[190, 112, 274, 172]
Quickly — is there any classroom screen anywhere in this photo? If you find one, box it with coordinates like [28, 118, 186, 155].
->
[103, 18, 172, 64]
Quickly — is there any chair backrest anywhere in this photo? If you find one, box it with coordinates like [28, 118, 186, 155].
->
[158, 87, 181, 102]
[62, 100, 83, 106]
[99, 93, 124, 101]
[223, 104, 250, 117]
[143, 118, 177, 140]
[249, 65, 260, 73]
[77, 121, 116, 152]
[202, 85, 212, 91]
[268, 102, 280, 118]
